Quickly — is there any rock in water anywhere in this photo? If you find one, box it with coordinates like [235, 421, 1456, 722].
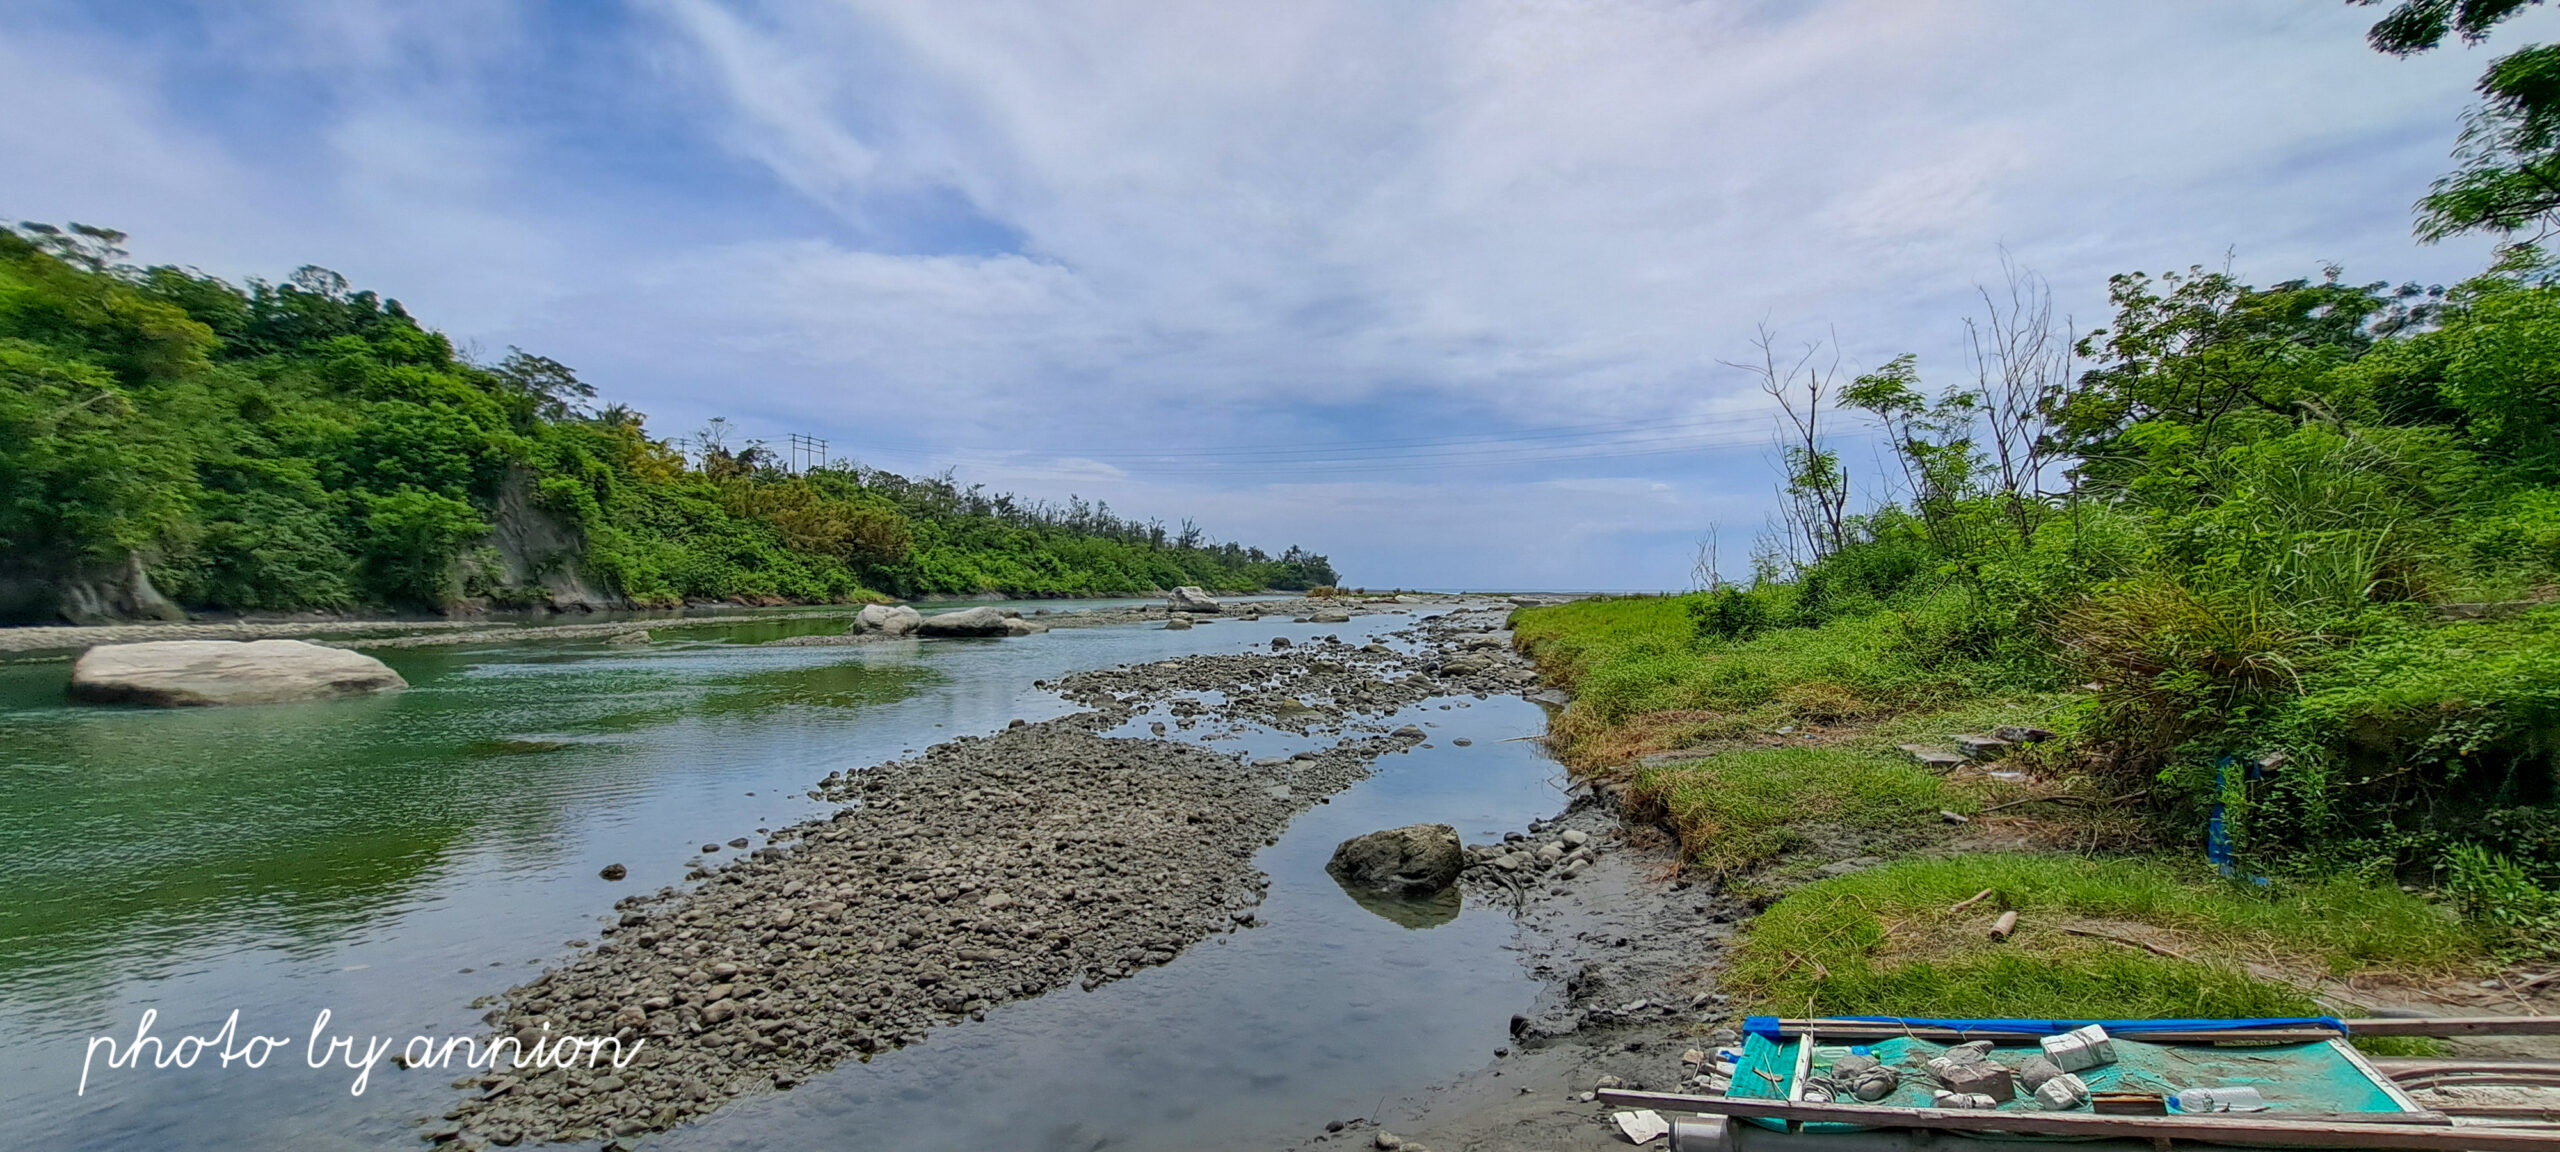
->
[605, 630, 652, 644]
[1162, 617, 1193, 630]
[1001, 617, 1051, 636]
[1310, 609, 1352, 624]
[854, 603, 924, 635]
[67, 639, 407, 707]
[1166, 586, 1223, 613]
[914, 606, 1013, 637]
[1327, 823, 1465, 895]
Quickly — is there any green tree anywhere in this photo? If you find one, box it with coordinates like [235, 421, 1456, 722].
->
[2360, 1, 2560, 241]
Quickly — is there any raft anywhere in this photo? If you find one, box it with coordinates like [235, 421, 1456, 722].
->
[1596, 1015, 2560, 1151]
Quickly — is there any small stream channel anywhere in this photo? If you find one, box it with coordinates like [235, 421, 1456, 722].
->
[0, 603, 1563, 1150]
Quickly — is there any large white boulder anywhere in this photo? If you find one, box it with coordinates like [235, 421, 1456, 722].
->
[914, 606, 1013, 637]
[1167, 586, 1223, 613]
[68, 639, 407, 707]
[855, 603, 924, 635]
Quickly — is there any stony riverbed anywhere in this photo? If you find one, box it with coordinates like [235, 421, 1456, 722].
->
[434, 601, 1554, 1147]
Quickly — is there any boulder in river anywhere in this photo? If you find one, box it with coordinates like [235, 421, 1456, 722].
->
[1310, 609, 1352, 624]
[914, 606, 1012, 637]
[1327, 823, 1465, 895]
[855, 603, 924, 635]
[67, 639, 407, 707]
[1002, 617, 1051, 636]
[1167, 586, 1223, 613]
[1162, 617, 1193, 630]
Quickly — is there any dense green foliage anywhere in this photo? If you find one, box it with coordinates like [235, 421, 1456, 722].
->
[0, 226, 1333, 621]
[1519, 262, 2560, 937]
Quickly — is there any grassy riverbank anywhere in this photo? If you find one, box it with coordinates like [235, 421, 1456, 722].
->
[1514, 593, 2507, 1025]
[1500, 206, 2560, 1022]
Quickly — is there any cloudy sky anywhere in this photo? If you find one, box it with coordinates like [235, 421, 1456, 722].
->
[0, 0, 2526, 588]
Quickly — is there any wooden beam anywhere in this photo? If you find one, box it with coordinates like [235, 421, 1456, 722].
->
[2342, 1015, 2560, 1037]
[1594, 1090, 2557, 1151]
[2373, 1058, 2560, 1074]
[1757, 1015, 2560, 1041]
[1759, 1019, 2345, 1043]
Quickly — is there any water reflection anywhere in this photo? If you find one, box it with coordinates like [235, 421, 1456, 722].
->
[1332, 879, 1465, 929]
[0, 602, 1558, 1152]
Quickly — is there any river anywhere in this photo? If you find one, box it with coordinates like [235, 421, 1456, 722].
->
[0, 601, 1565, 1150]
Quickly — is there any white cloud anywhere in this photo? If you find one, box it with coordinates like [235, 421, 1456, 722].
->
[0, 0, 2528, 587]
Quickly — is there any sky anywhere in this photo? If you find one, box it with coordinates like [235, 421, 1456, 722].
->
[0, 0, 2533, 589]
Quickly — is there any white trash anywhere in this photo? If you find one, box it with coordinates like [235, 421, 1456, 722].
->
[2039, 1024, 2117, 1072]
[1613, 1108, 1671, 1144]
[2032, 1072, 2090, 1110]
[2173, 1085, 2268, 1113]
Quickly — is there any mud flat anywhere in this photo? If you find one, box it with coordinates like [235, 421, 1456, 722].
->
[437, 602, 1549, 1146]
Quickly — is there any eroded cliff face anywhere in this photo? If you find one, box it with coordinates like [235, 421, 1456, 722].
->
[59, 553, 189, 624]
[0, 551, 190, 625]
[463, 467, 622, 613]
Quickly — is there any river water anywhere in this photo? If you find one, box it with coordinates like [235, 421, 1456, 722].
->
[0, 602, 1564, 1150]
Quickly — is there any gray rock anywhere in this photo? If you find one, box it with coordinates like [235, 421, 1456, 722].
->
[915, 607, 1012, 637]
[68, 639, 407, 707]
[1951, 733, 2013, 760]
[1309, 610, 1353, 624]
[1166, 586, 1223, 613]
[1327, 823, 1464, 895]
[1002, 617, 1051, 636]
[605, 630, 652, 645]
[855, 604, 924, 635]
[1163, 617, 1193, 630]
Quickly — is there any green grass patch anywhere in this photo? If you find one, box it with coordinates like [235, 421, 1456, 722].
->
[1728, 854, 2488, 1021]
[1513, 591, 2054, 733]
[1635, 747, 1960, 877]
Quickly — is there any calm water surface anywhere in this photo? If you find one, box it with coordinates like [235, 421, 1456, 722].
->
[0, 603, 1561, 1150]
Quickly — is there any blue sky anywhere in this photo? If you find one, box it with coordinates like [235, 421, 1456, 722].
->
[0, 0, 2531, 589]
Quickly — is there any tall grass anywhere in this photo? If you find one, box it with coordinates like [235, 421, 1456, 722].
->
[1634, 748, 1961, 878]
[1728, 854, 2487, 1019]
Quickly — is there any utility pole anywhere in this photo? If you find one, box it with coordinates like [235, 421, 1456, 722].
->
[788, 433, 828, 475]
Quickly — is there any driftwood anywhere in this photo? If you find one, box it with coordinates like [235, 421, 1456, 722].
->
[2060, 925, 2186, 960]
[1947, 888, 1995, 913]
[1592, 1089, 2559, 1150]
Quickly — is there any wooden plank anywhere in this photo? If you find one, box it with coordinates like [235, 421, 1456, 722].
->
[2329, 1038, 2426, 1115]
[2373, 1058, 2560, 1074]
[1760, 1019, 2345, 1044]
[2341, 1016, 2560, 1038]
[2438, 1106, 2560, 1122]
[1594, 1090, 2558, 1150]
[1760, 1015, 2560, 1041]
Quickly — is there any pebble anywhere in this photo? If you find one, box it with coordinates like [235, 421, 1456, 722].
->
[440, 601, 1543, 1145]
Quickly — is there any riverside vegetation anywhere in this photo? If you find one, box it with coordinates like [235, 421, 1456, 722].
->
[1511, 1, 2560, 1028]
[0, 224, 1334, 624]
